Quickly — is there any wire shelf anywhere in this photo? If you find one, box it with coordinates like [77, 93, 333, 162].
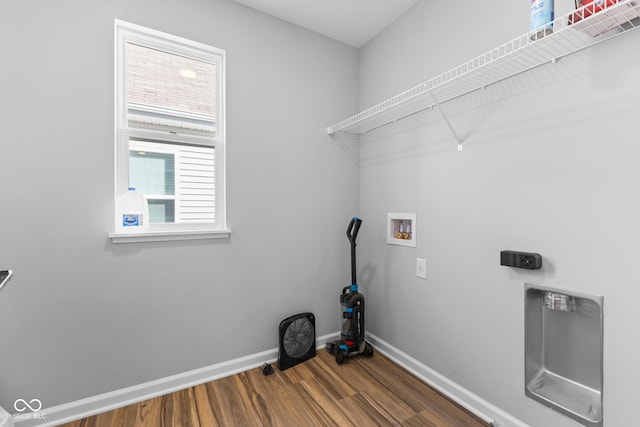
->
[326, 0, 640, 136]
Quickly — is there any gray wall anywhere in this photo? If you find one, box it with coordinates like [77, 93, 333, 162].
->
[3, 1, 639, 425]
[358, 1, 640, 426]
[0, 0, 359, 409]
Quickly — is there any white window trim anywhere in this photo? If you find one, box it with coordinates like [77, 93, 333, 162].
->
[110, 19, 229, 243]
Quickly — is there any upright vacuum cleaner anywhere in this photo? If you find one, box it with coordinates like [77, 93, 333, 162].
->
[326, 217, 374, 365]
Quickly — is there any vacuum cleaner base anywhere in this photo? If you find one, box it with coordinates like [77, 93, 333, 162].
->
[326, 339, 373, 365]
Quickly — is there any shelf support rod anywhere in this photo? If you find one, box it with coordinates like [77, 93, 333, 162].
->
[429, 91, 464, 151]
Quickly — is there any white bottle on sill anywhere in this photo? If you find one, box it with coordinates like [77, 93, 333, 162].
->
[115, 188, 150, 233]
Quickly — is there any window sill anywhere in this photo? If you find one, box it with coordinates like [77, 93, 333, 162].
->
[109, 228, 231, 244]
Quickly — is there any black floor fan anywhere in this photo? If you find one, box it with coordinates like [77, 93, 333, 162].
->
[277, 312, 316, 370]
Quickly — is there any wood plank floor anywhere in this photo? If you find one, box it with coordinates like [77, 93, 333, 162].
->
[59, 349, 491, 427]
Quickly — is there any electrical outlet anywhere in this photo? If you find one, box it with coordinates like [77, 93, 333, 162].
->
[416, 258, 427, 279]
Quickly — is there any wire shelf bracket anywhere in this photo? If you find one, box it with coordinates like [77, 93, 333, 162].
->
[429, 91, 464, 151]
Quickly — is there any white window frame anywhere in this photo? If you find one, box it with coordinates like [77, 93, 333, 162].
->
[111, 20, 229, 243]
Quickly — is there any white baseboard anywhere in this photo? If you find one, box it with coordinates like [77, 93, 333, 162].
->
[15, 333, 339, 427]
[15, 331, 525, 427]
[365, 333, 528, 427]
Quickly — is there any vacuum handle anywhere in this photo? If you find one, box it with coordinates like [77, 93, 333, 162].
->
[347, 217, 362, 285]
[346, 217, 362, 244]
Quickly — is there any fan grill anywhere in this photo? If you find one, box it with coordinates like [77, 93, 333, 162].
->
[283, 317, 314, 357]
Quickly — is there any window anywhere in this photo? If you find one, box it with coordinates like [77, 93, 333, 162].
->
[113, 20, 228, 242]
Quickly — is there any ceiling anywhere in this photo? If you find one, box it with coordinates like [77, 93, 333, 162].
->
[230, 0, 420, 48]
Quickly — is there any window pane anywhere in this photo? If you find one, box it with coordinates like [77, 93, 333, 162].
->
[128, 141, 215, 224]
[148, 199, 175, 223]
[126, 42, 217, 135]
[129, 151, 175, 196]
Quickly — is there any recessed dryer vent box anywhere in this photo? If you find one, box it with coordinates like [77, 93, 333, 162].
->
[525, 283, 603, 427]
[387, 213, 416, 247]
